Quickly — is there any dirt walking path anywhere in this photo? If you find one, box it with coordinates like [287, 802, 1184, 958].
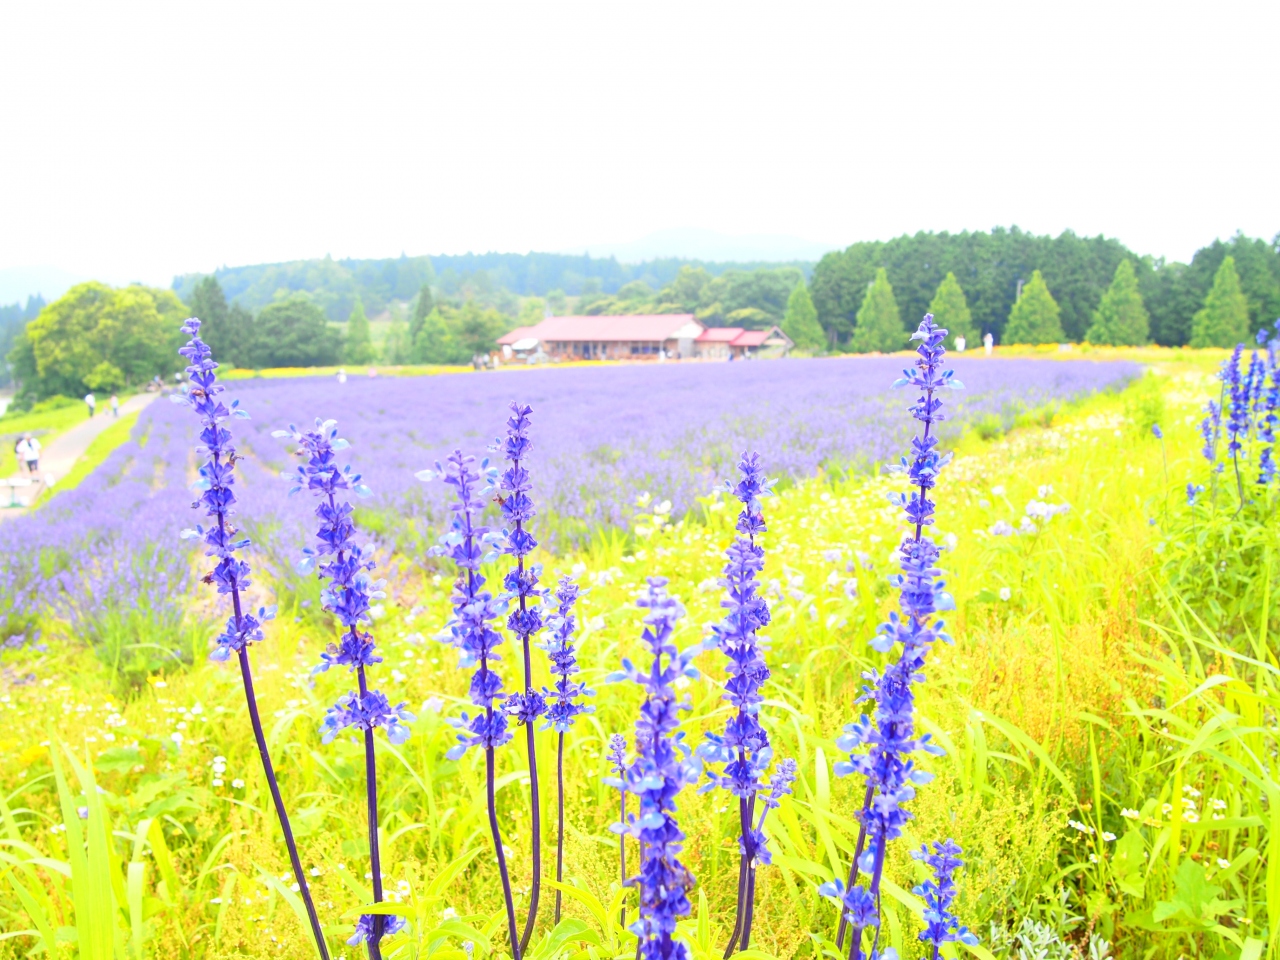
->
[1, 393, 157, 513]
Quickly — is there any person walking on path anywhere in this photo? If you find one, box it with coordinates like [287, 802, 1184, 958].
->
[85, 392, 97, 418]
[13, 437, 26, 476]
[110, 394, 119, 418]
[18, 435, 39, 475]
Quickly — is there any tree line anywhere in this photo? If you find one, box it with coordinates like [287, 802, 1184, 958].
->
[171, 251, 816, 321]
[7, 226, 1276, 406]
[809, 227, 1280, 349]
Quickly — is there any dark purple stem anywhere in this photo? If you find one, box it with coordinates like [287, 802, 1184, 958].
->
[834, 784, 873, 949]
[618, 782, 627, 929]
[324, 489, 385, 960]
[739, 793, 758, 951]
[512, 456, 542, 953]
[554, 731, 565, 924]
[220, 465, 330, 960]
[489, 741, 522, 960]
[357, 658, 384, 960]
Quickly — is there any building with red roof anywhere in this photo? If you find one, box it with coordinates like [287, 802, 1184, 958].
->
[695, 325, 793, 359]
[497, 314, 705, 360]
[496, 315, 792, 362]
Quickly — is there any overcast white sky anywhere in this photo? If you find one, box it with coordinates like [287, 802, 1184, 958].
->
[1, 1, 1276, 294]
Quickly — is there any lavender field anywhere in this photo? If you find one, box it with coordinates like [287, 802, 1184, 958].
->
[0, 356, 1133, 675]
[229, 355, 1137, 534]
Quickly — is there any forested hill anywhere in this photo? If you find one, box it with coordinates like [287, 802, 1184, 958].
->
[811, 227, 1280, 346]
[172, 252, 816, 321]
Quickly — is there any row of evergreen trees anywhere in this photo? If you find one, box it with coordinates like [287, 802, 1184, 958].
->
[809, 228, 1280, 348]
[781, 254, 1255, 352]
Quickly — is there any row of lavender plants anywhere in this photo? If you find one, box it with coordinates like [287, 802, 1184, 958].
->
[222, 353, 1140, 544]
[0, 349, 1137, 691]
[175, 315, 978, 960]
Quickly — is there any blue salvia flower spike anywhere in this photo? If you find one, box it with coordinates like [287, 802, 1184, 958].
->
[278, 418, 412, 958]
[700, 451, 787, 955]
[1223, 345, 1249, 507]
[174, 319, 331, 960]
[1258, 336, 1280, 486]
[911, 839, 978, 959]
[492, 401, 549, 950]
[425, 450, 522, 960]
[538, 574, 594, 923]
[610, 578, 700, 960]
[831, 314, 971, 960]
[605, 734, 629, 927]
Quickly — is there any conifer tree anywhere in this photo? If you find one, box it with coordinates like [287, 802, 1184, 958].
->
[412, 308, 458, 364]
[1190, 255, 1250, 348]
[1086, 260, 1149, 346]
[189, 275, 253, 367]
[850, 268, 903, 353]
[408, 282, 435, 348]
[927, 272, 977, 348]
[782, 282, 825, 352]
[344, 297, 375, 364]
[1003, 270, 1064, 344]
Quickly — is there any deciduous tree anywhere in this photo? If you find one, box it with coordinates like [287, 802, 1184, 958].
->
[20, 282, 186, 398]
[250, 297, 342, 368]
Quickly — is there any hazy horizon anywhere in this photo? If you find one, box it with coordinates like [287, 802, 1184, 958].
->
[2, 2, 1276, 303]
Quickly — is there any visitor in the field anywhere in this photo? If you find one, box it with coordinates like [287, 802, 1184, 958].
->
[19, 435, 39, 475]
[111, 394, 119, 418]
[85, 391, 96, 418]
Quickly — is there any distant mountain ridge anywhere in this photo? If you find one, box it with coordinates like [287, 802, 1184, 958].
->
[171, 250, 818, 321]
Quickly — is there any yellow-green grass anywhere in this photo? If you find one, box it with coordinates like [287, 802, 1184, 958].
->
[221, 363, 471, 380]
[0, 365, 1269, 960]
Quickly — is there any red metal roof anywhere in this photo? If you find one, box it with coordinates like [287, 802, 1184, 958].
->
[696, 327, 745, 343]
[500, 315, 702, 344]
[730, 329, 772, 347]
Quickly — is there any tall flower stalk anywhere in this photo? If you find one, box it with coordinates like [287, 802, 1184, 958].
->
[425, 451, 522, 960]
[827, 314, 965, 960]
[700, 452, 782, 955]
[173, 319, 330, 960]
[494, 402, 549, 950]
[540, 575, 593, 923]
[611, 578, 700, 960]
[606, 734, 629, 927]
[278, 419, 414, 957]
[1224, 345, 1249, 507]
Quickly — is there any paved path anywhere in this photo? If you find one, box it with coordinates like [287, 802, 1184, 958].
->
[1, 392, 157, 513]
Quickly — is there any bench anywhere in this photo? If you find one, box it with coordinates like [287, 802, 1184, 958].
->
[0, 477, 34, 508]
